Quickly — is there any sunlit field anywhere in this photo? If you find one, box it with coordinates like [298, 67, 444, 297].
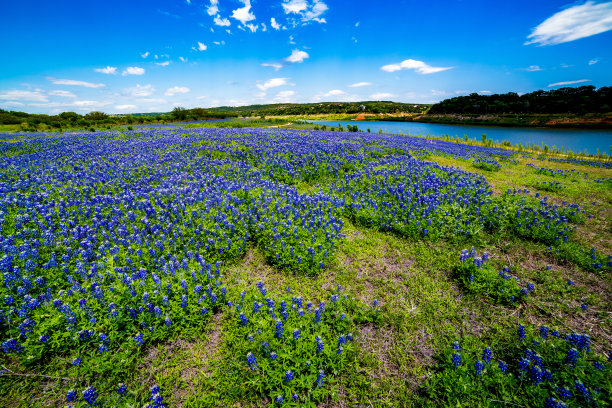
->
[0, 127, 610, 407]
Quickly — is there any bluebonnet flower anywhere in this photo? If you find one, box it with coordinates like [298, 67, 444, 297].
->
[270, 351, 277, 361]
[275, 319, 283, 338]
[482, 347, 492, 363]
[72, 357, 82, 366]
[285, 370, 293, 382]
[316, 369, 325, 387]
[82, 386, 98, 406]
[165, 317, 172, 328]
[117, 383, 128, 398]
[451, 353, 461, 367]
[314, 308, 322, 323]
[451, 341, 460, 350]
[39, 334, 50, 343]
[574, 380, 590, 400]
[275, 395, 284, 405]
[565, 348, 579, 366]
[556, 386, 572, 400]
[498, 361, 508, 373]
[66, 389, 77, 402]
[518, 358, 530, 372]
[293, 328, 300, 341]
[2, 339, 22, 354]
[135, 333, 144, 346]
[593, 361, 604, 371]
[474, 360, 484, 375]
[246, 352, 258, 370]
[518, 324, 526, 340]
[581, 304, 588, 311]
[239, 312, 247, 325]
[539, 326, 549, 339]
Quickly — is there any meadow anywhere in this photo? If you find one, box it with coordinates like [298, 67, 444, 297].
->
[0, 127, 610, 407]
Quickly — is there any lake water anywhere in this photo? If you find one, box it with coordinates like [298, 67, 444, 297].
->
[312, 120, 612, 155]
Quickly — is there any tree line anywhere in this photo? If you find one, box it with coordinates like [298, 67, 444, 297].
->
[427, 86, 612, 115]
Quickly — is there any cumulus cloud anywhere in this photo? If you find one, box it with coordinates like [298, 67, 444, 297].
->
[322, 90, 346, 97]
[115, 104, 138, 110]
[526, 1, 612, 45]
[94, 66, 117, 74]
[48, 90, 77, 98]
[0, 90, 48, 102]
[197, 42, 208, 51]
[271, 17, 281, 29]
[370, 92, 396, 100]
[122, 66, 145, 76]
[348, 82, 371, 88]
[525, 65, 544, 71]
[214, 15, 231, 26]
[381, 59, 454, 74]
[548, 79, 591, 87]
[46, 77, 106, 88]
[256, 78, 290, 91]
[232, 0, 255, 25]
[282, 0, 328, 23]
[165, 86, 190, 96]
[207, 0, 219, 16]
[126, 84, 155, 98]
[285, 49, 309, 63]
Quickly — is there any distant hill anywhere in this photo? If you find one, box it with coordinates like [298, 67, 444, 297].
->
[207, 101, 430, 116]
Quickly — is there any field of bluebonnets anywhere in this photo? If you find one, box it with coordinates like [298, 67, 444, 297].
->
[0, 126, 611, 407]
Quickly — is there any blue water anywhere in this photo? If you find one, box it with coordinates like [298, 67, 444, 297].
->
[312, 120, 612, 155]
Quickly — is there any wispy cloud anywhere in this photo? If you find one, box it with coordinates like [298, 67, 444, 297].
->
[322, 89, 345, 97]
[165, 86, 190, 96]
[274, 90, 296, 102]
[588, 58, 600, 65]
[370, 92, 396, 99]
[156, 61, 170, 66]
[348, 82, 371, 88]
[526, 1, 612, 45]
[256, 78, 290, 91]
[282, 0, 328, 24]
[232, 0, 255, 25]
[125, 84, 155, 98]
[141, 51, 150, 58]
[115, 104, 137, 110]
[262, 63, 284, 71]
[525, 65, 544, 71]
[46, 77, 106, 88]
[48, 90, 77, 98]
[548, 79, 590, 87]
[285, 49, 309, 63]
[381, 59, 454, 74]
[122, 67, 145, 76]
[94, 66, 117, 74]
[0, 90, 48, 102]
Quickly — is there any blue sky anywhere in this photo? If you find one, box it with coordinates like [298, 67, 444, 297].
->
[1, 0, 611, 114]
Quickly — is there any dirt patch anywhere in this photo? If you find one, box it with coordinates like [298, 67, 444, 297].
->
[356, 324, 403, 382]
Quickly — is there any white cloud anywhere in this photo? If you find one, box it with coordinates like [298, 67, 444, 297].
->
[156, 61, 170, 66]
[94, 66, 117, 74]
[274, 90, 296, 102]
[179, 57, 188, 62]
[126, 84, 155, 98]
[141, 51, 150, 58]
[285, 49, 309, 63]
[271, 17, 281, 30]
[381, 59, 454, 74]
[355, 21, 360, 27]
[0, 90, 48, 102]
[526, 1, 612, 45]
[525, 65, 544, 71]
[207, 0, 219, 16]
[245, 23, 259, 32]
[348, 82, 371, 88]
[548, 79, 591, 87]
[122, 66, 145, 76]
[256, 78, 290, 91]
[46, 77, 106, 88]
[289, 35, 296, 44]
[214, 15, 231, 26]
[197, 42, 208, 51]
[48, 90, 77, 98]
[139, 98, 167, 104]
[323, 89, 345, 97]
[72, 100, 113, 108]
[165, 86, 190, 96]
[262, 62, 284, 71]
[370, 92, 396, 100]
[115, 104, 137, 110]
[282, 0, 328, 23]
[213, 41, 226, 45]
[588, 58, 600, 65]
[232, 0, 255, 25]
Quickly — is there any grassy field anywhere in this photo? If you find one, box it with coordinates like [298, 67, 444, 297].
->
[0, 127, 610, 407]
